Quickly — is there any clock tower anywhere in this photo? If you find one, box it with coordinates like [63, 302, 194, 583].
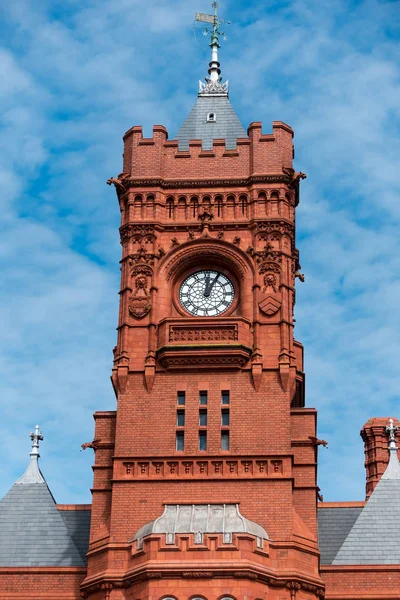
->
[82, 5, 324, 599]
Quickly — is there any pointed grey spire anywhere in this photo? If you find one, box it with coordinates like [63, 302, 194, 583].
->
[15, 425, 45, 485]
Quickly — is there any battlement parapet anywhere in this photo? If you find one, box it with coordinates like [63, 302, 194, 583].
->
[122, 121, 294, 180]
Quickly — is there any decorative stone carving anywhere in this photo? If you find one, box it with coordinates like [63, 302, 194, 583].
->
[117, 174, 291, 189]
[258, 271, 282, 316]
[120, 224, 155, 245]
[128, 269, 152, 318]
[116, 457, 288, 481]
[282, 166, 307, 187]
[199, 78, 229, 95]
[106, 172, 130, 195]
[166, 243, 248, 281]
[169, 325, 238, 343]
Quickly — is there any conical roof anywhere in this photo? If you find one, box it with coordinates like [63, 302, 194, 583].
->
[0, 426, 85, 566]
[176, 95, 247, 151]
[176, 4, 247, 150]
[333, 433, 400, 565]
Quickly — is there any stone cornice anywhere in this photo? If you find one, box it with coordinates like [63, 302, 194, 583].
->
[122, 174, 291, 190]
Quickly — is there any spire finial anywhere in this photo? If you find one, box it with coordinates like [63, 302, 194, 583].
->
[195, 2, 230, 96]
[15, 425, 45, 485]
[30, 424, 43, 457]
[386, 418, 398, 453]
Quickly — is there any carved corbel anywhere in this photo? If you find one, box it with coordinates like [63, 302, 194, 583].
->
[144, 352, 156, 392]
[251, 350, 263, 391]
[111, 350, 129, 395]
[278, 352, 296, 393]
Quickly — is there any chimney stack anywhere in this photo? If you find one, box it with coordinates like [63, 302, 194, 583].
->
[361, 417, 400, 498]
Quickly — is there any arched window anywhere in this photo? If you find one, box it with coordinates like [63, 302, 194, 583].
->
[239, 194, 248, 216]
[134, 195, 143, 218]
[215, 195, 223, 217]
[166, 197, 174, 219]
[191, 196, 199, 218]
[207, 112, 216, 122]
[146, 194, 155, 218]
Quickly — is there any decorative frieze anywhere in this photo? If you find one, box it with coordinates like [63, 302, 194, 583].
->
[117, 456, 288, 481]
[168, 325, 238, 343]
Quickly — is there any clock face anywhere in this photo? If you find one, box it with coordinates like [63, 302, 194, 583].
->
[179, 270, 235, 317]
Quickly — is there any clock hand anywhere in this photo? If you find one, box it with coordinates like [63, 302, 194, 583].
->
[204, 273, 211, 297]
[207, 273, 220, 296]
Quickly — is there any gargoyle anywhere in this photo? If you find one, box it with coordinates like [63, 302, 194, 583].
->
[317, 486, 324, 502]
[106, 172, 129, 193]
[81, 439, 101, 451]
[295, 271, 305, 282]
[308, 436, 328, 448]
[283, 167, 307, 187]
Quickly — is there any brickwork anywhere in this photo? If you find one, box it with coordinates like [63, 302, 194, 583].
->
[81, 115, 324, 600]
[360, 417, 400, 498]
[321, 565, 400, 599]
[0, 568, 86, 600]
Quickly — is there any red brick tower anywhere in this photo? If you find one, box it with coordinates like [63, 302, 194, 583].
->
[82, 5, 324, 599]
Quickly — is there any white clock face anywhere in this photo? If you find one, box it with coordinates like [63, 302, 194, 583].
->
[179, 270, 235, 317]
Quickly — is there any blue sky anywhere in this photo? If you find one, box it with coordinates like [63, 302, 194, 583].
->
[0, 0, 399, 504]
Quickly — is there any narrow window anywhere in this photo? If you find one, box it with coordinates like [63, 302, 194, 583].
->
[221, 409, 230, 426]
[221, 390, 230, 405]
[191, 197, 198, 218]
[221, 430, 230, 450]
[166, 198, 174, 219]
[215, 196, 222, 217]
[199, 390, 208, 405]
[177, 391, 186, 405]
[199, 410, 207, 427]
[176, 432, 184, 451]
[240, 194, 247, 216]
[177, 410, 185, 427]
[199, 431, 207, 451]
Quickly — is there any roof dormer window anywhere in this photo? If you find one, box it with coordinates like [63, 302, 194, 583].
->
[206, 112, 216, 122]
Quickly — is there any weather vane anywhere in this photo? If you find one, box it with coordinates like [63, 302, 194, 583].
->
[194, 2, 231, 96]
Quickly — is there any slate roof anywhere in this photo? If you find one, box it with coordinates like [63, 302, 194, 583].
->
[333, 449, 400, 564]
[175, 95, 247, 150]
[0, 440, 86, 567]
[60, 509, 91, 563]
[318, 506, 363, 564]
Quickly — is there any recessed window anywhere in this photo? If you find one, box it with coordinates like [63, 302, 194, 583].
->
[167, 198, 174, 218]
[221, 409, 230, 426]
[221, 430, 230, 450]
[177, 410, 185, 427]
[177, 391, 185, 405]
[199, 390, 208, 405]
[207, 112, 216, 122]
[221, 390, 230, 404]
[199, 410, 207, 427]
[176, 431, 184, 451]
[199, 431, 207, 451]
[191, 197, 199, 218]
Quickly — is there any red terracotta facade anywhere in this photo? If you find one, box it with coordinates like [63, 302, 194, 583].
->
[1, 117, 399, 599]
[80, 120, 325, 600]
